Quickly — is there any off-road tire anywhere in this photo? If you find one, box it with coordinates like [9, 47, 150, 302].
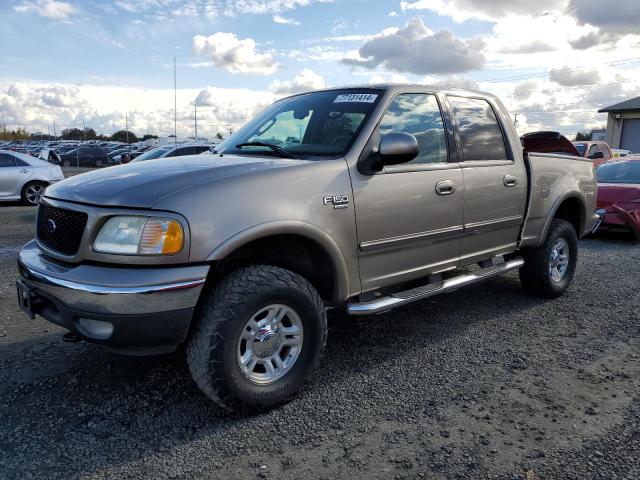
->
[186, 265, 327, 411]
[519, 218, 578, 298]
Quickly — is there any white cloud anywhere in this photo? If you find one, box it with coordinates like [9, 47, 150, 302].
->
[268, 69, 326, 95]
[388, 11, 398, 17]
[14, 0, 76, 20]
[192, 32, 278, 75]
[549, 66, 599, 86]
[111, 0, 331, 18]
[343, 18, 486, 75]
[0, 81, 273, 138]
[569, 0, 640, 35]
[400, 0, 566, 22]
[273, 14, 300, 25]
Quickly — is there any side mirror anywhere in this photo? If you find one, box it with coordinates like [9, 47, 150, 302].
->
[590, 151, 604, 160]
[379, 132, 419, 166]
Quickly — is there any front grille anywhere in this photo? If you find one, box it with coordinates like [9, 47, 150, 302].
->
[37, 204, 88, 256]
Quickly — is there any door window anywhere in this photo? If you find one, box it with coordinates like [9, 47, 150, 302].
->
[379, 93, 448, 165]
[0, 154, 16, 167]
[447, 96, 508, 161]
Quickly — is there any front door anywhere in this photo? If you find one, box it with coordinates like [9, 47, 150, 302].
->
[446, 95, 527, 264]
[0, 153, 29, 197]
[350, 92, 464, 292]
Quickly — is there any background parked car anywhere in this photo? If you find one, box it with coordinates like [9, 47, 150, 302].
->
[131, 143, 215, 162]
[595, 156, 640, 239]
[59, 145, 109, 167]
[573, 140, 613, 167]
[612, 148, 632, 158]
[0, 150, 65, 205]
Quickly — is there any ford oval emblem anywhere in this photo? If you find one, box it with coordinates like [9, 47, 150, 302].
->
[46, 219, 57, 234]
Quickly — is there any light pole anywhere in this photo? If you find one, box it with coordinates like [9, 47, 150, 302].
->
[194, 104, 198, 140]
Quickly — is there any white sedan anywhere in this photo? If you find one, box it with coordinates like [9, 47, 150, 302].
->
[0, 150, 65, 206]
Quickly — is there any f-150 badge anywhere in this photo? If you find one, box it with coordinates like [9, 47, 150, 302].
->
[323, 195, 349, 209]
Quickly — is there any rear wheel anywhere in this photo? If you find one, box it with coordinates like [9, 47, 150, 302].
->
[187, 265, 327, 411]
[21, 182, 47, 206]
[519, 218, 578, 298]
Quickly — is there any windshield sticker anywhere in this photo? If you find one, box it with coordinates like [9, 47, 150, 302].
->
[334, 93, 378, 104]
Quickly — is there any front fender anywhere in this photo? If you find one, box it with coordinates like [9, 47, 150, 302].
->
[207, 221, 351, 302]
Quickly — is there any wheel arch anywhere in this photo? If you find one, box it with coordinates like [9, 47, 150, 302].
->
[206, 221, 350, 303]
[539, 193, 586, 245]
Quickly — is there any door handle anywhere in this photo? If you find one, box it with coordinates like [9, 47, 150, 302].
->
[20, 169, 29, 174]
[503, 174, 519, 187]
[435, 180, 456, 195]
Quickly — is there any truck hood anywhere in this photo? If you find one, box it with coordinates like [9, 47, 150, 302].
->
[45, 155, 307, 208]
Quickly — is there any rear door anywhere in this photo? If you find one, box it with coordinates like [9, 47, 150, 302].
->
[351, 92, 464, 291]
[446, 95, 527, 265]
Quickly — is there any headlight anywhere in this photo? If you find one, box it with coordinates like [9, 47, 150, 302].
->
[94, 216, 184, 255]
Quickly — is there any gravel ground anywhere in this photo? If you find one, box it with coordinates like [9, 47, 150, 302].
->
[1, 204, 639, 480]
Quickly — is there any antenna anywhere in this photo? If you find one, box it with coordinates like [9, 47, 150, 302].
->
[174, 57, 178, 148]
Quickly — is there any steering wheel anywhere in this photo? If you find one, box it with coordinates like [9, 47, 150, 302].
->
[331, 135, 351, 147]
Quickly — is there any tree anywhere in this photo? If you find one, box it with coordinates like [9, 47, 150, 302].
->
[575, 131, 591, 141]
[111, 130, 138, 143]
[61, 128, 85, 140]
[0, 124, 30, 141]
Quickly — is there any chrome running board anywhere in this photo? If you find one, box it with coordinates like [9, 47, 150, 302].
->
[347, 257, 524, 316]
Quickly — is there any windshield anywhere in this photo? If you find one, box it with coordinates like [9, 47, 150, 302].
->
[597, 161, 640, 184]
[220, 89, 383, 159]
[133, 146, 172, 162]
[573, 143, 587, 156]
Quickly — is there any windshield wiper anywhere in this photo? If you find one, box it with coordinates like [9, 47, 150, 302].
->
[235, 142, 299, 159]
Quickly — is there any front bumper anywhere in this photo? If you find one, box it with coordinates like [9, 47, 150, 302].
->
[17, 240, 209, 355]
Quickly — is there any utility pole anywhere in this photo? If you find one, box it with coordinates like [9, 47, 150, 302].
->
[125, 114, 129, 145]
[194, 104, 198, 139]
[82, 117, 86, 141]
[174, 57, 178, 148]
[53, 120, 57, 139]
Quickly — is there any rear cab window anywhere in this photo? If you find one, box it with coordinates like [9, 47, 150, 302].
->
[447, 96, 509, 162]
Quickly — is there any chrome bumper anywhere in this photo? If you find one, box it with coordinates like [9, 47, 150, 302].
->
[18, 240, 209, 316]
[591, 210, 606, 234]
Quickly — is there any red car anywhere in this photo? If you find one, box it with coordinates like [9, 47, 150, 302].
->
[573, 141, 613, 167]
[596, 156, 640, 239]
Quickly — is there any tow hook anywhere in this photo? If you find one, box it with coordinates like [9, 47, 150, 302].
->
[63, 332, 80, 343]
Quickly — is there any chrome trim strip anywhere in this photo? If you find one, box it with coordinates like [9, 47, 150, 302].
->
[359, 225, 464, 252]
[464, 215, 523, 232]
[360, 216, 522, 252]
[460, 160, 515, 168]
[347, 257, 524, 315]
[21, 265, 206, 295]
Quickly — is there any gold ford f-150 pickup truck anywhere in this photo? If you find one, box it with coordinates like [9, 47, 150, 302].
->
[17, 85, 599, 410]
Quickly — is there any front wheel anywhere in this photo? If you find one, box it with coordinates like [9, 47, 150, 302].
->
[519, 218, 578, 298]
[187, 265, 327, 411]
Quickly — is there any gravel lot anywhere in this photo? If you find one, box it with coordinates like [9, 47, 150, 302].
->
[1, 204, 639, 480]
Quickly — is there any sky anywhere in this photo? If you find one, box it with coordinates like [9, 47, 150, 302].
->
[2, 0, 640, 139]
